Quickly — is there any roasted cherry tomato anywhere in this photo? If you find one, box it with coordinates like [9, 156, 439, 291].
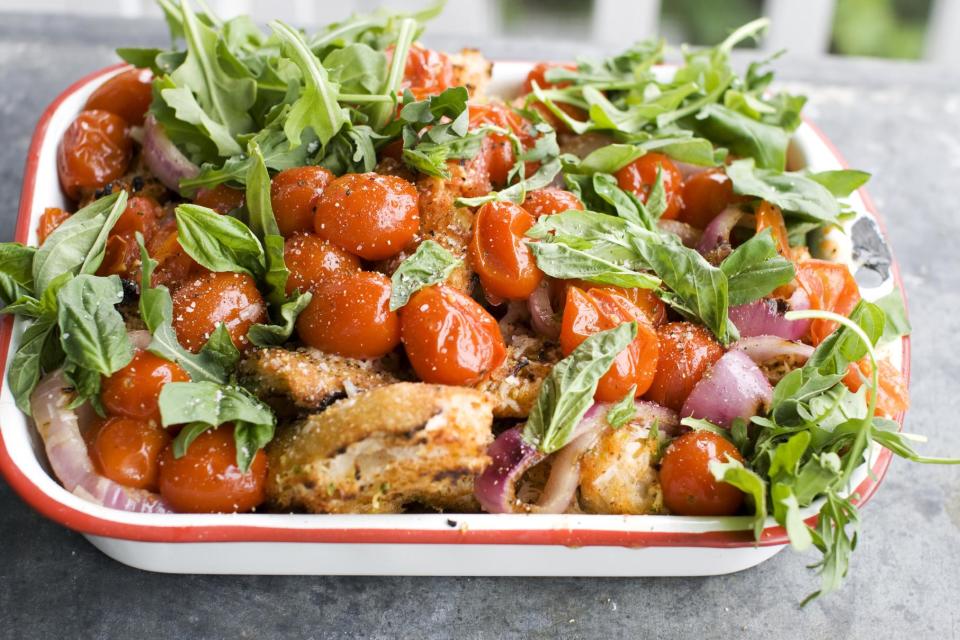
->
[313, 173, 419, 260]
[96, 195, 161, 279]
[400, 285, 506, 386]
[522, 62, 576, 92]
[468, 103, 533, 187]
[147, 218, 205, 290]
[171, 272, 267, 352]
[645, 322, 724, 411]
[57, 110, 132, 200]
[158, 424, 267, 513]
[194, 183, 245, 215]
[795, 260, 861, 345]
[84, 67, 153, 126]
[400, 44, 454, 99]
[283, 232, 362, 296]
[844, 358, 909, 419]
[91, 416, 170, 491]
[36, 207, 70, 244]
[469, 201, 542, 300]
[560, 287, 660, 401]
[755, 201, 792, 257]
[271, 166, 335, 237]
[296, 271, 400, 359]
[614, 152, 684, 221]
[521, 188, 584, 217]
[659, 431, 745, 516]
[101, 349, 190, 422]
[560, 280, 667, 327]
[679, 168, 734, 228]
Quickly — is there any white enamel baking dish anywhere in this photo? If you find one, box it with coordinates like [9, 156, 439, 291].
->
[0, 60, 909, 575]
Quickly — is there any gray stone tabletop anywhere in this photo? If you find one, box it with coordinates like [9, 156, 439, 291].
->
[0, 12, 958, 640]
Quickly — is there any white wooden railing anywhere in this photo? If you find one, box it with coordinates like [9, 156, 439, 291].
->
[1, 0, 955, 63]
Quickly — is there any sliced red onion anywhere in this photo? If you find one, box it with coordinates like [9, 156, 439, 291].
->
[730, 288, 811, 341]
[527, 280, 561, 339]
[531, 419, 604, 514]
[632, 399, 681, 437]
[696, 206, 743, 255]
[681, 350, 773, 429]
[143, 114, 200, 195]
[733, 336, 814, 365]
[30, 370, 172, 513]
[474, 427, 544, 514]
[658, 219, 702, 248]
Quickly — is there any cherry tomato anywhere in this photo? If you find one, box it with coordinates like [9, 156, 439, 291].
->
[147, 218, 205, 290]
[614, 152, 684, 221]
[314, 173, 419, 260]
[296, 271, 400, 359]
[843, 358, 909, 419]
[645, 322, 724, 411]
[560, 287, 660, 401]
[521, 188, 584, 217]
[522, 62, 576, 92]
[84, 68, 153, 126]
[795, 260, 861, 345]
[90, 416, 170, 491]
[37, 207, 70, 244]
[468, 103, 533, 187]
[400, 285, 506, 386]
[171, 272, 267, 352]
[469, 201, 543, 300]
[679, 169, 734, 228]
[659, 431, 745, 516]
[96, 196, 161, 279]
[559, 281, 667, 327]
[754, 200, 792, 257]
[158, 424, 267, 513]
[401, 44, 454, 99]
[194, 183, 245, 215]
[101, 349, 190, 421]
[271, 166, 334, 237]
[57, 110, 132, 200]
[283, 232, 362, 296]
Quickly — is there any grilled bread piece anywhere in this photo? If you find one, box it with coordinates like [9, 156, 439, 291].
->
[267, 383, 494, 513]
[239, 347, 398, 415]
[450, 48, 492, 98]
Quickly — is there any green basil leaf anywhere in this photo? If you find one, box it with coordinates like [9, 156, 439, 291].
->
[244, 142, 288, 306]
[234, 420, 276, 471]
[55, 274, 133, 376]
[175, 204, 266, 277]
[8, 319, 57, 415]
[32, 192, 127, 295]
[807, 170, 870, 198]
[171, 421, 214, 459]
[709, 456, 768, 539]
[694, 103, 789, 171]
[529, 242, 660, 290]
[720, 228, 796, 306]
[247, 292, 312, 347]
[606, 386, 637, 429]
[726, 159, 842, 227]
[524, 322, 638, 453]
[199, 323, 242, 372]
[389, 241, 461, 311]
[0, 243, 37, 304]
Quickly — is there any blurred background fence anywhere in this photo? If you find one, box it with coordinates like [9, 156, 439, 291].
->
[0, 0, 952, 62]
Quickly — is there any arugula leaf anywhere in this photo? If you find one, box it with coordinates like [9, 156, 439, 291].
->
[808, 170, 870, 198]
[175, 204, 266, 277]
[56, 275, 133, 378]
[719, 228, 796, 306]
[389, 241, 462, 311]
[32, 192, 127, 295]
[524, 322, 637, 453]
[244, 142, 288, 306]
[159, 381, 275, 470]
[726, 159, 842, 227]
[323, 43, 387, 95]
[693, 103, 789, 171]
[247, 292, 312, 347]
[709, 456, 768, 538]
[606, 387, 637, 429]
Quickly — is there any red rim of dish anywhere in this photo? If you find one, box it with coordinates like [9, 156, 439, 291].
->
[0, 64, 911, 547]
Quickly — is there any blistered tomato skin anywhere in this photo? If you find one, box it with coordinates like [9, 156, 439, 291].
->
[399, 285, 506, 386]
[194, 184, 246, 216]
[101, 350, 190, 421]
[96, 196, 162, 279]
[560, 287, 660, 401]
[468, 103, 534, 187]
[401, 44, 454, 99]
[313, 173, 419, 260]
[147, 219, 205, 290]
[57, 110, 133, 200]
[522, 62, 576, 92]
[91, 416, 170, 491]
[84, 68, 153, 126]
[521, 188, 585, 217]
[469, 201, 543, 300]
[679, 169, 734, 229]
[644, 322, 725, 411]
[614, 152, 684, 221]
[659, 431, 745, 516]
[296, 271, 400, 359]
[36, 207, 70, 245]
[171, 272, 267, 352]
[283, 232, 362, 296]
[271, 166, 335, 237]
[158, 425, 267, 513]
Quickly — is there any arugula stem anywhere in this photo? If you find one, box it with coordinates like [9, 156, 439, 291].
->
[370, 18, 417, 131]
[339, 93, 395, 103]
